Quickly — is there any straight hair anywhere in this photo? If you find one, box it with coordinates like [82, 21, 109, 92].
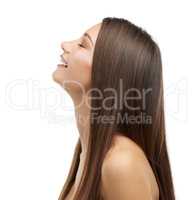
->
[59, 17, 175, 200]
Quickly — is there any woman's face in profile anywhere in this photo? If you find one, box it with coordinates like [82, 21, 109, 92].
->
[52, 23, 101, 92]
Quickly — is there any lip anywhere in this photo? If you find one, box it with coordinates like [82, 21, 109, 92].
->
[57, 63, 68, 68]
[60, 54, 68, 65]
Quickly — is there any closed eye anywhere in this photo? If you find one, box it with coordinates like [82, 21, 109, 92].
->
[78, 43, 85, 48]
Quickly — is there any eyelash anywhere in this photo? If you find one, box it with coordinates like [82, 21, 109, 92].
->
[78, 43, 85, 48]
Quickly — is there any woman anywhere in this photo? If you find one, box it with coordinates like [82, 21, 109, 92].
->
[52, 17, 175, 200]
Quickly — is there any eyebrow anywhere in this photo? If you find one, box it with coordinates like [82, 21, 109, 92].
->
[83, 32, 94, 46]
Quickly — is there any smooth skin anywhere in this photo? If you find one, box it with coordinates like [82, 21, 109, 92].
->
[52, 23, 159, 200]
[101, 133, 159, 200]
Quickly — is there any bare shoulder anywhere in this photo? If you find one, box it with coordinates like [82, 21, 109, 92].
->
[101, 134, 159, 200]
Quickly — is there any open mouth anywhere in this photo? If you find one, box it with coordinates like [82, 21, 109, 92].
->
[57, 64, 68, 68]
[59, 54, 68, 68]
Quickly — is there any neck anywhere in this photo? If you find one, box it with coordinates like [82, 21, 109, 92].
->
[71, 91, 90, 158]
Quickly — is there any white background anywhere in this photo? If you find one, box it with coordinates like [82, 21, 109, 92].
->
[0, 0, 191, 199]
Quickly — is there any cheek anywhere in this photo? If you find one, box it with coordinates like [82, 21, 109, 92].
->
[69, 50, 92, 69]
[67, 50, 93, 90]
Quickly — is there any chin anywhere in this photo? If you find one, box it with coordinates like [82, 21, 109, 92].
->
[52, 69, 91, 95]
[52, 69, 64, 85]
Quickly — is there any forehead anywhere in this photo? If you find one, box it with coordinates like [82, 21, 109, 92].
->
[84, 23, 102, 45]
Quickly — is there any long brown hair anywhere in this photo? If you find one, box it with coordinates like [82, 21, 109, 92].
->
[59, 17, 175, 200]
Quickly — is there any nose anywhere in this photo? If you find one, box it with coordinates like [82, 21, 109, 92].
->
[61, 41, 70, 54]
